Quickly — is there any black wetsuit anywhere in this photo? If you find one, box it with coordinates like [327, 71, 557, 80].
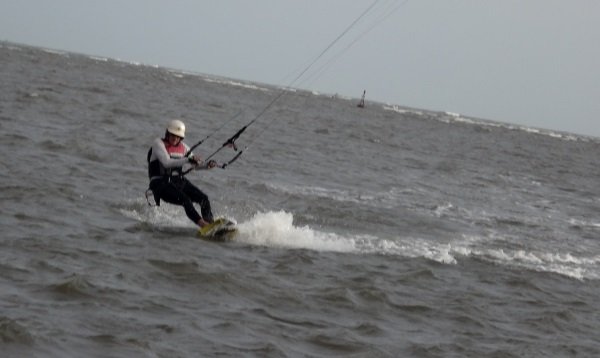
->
[147, 138, 214, 224]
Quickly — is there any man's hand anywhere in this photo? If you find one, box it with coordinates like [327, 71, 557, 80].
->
[188, 155, 202, 165]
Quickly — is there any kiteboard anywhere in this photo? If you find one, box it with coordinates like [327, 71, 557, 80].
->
[197, 217, 237, 241]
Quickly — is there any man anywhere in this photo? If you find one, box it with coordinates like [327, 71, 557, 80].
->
[147, 119, 217, 227]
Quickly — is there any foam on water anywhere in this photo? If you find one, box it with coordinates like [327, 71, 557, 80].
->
[233, 211, 461, 265]
[236, 211, 355, 252]
[119, 202, 600, 279]
[121, 202, 462, 265]
[449, 236, 600, 281]
[203, 77, 271, 92]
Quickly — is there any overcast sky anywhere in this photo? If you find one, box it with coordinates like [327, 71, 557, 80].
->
[2, 1, 599, 137]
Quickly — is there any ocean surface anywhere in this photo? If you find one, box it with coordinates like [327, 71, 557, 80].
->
[1, 42, 600, 357]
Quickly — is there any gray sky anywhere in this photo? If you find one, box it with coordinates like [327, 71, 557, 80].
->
[2, 1, 599, 137]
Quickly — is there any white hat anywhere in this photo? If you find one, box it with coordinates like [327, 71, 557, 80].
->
[166, 119, 186, 138]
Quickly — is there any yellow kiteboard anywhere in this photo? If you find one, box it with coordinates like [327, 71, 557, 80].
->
[197, 217, 237, 241]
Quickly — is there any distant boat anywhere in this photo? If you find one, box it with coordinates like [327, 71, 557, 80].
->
[357, 90, 366, 108]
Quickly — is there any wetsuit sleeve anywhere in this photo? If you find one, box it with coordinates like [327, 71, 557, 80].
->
[184, 143, 194, 158]
[152, 138, 189, 168]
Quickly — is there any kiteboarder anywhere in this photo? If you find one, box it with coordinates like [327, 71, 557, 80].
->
[147, 119, 217, 227]
[357, 90, 366, 108]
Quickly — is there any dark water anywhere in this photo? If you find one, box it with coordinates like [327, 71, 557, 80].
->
[1, 42, 600, 357]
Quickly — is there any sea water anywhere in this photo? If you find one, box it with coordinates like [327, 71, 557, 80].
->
[1, 42, 599, 357]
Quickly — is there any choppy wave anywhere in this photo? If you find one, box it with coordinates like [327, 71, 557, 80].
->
[203, 77, 272, 92]
[3, 42, 600, 357]
[119, 201, 600, 280]
[383, 104, 596, 142]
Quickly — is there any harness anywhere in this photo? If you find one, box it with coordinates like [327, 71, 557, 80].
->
[145, 139, 187, 206]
